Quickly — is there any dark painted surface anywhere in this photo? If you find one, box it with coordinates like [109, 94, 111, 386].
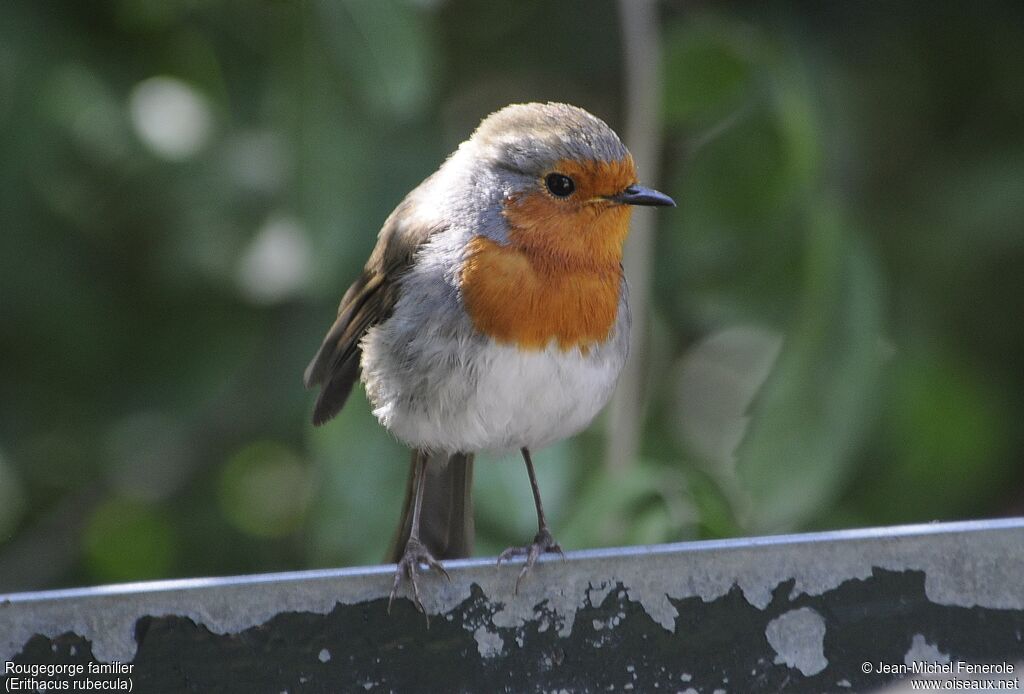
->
[7, 569, 1024, 693]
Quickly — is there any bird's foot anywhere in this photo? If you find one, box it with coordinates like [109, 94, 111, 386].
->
[388, 537, 450, 618]
[497, 526, 565, 594]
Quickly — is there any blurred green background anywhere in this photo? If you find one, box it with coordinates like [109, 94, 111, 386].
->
[2, 0, 1022, 591]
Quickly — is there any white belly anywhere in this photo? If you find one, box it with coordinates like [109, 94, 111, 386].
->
[392, 341, 623, 453]
[362, 321, 628, 454]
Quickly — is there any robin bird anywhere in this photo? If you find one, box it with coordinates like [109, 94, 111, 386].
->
[304, 102, 674, 611]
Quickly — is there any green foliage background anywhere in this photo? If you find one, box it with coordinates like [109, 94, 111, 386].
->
[1, 1, 1022, 590]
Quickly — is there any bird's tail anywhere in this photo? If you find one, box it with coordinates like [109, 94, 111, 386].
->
[386, 450, 475, 563]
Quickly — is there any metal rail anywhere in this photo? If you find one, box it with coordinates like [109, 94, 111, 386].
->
[3, 518, 1023, 692]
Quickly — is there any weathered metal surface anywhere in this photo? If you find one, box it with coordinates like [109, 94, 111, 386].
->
[2, 519, 1023, 692]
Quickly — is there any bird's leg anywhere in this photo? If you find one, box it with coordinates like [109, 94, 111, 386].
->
[388, 449, 450, 617]
[497, 447, 565, 593]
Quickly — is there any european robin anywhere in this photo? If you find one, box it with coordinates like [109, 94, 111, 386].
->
[304, 102, 674, 611]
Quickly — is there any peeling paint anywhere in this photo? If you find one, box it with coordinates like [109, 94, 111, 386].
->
[473, 624, 504, 658]
[904, 633, 949, 666]
[765, 607, 829, 676]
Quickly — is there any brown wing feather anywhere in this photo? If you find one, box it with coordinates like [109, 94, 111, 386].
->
[304, 197, 442, 426]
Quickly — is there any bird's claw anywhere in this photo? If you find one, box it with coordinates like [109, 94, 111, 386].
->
[497, 527, 564, 594]
[387, 537, 450, 620]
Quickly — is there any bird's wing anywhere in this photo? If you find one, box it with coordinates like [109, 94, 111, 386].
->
[304, 197, 444, 425]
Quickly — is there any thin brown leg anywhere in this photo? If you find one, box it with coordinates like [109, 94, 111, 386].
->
[497, 447, 564, 593]
[524, 447, 549, 530]
[388, 449, 450, 617]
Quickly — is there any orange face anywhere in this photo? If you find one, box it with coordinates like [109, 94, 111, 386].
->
[504, 156, 638, 271]
[460, 156, 638, 352]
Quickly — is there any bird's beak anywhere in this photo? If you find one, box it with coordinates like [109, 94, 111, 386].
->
[609, 184, 676, 207]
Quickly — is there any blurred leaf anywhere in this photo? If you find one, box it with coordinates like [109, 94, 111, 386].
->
[219, 441, 313, 539]
[659, 97, 805, 330]
[672, 324, 784, 465]
[770, 59, 822, 190]
[306, 388, 408, 567]
[663, 18, 758, 130]
[735, 214, 885, 532]
[41, 63, 132, 164]
[686, 469, 741, 539]
[104, 411, 193, 503]
[474, 442, 574, 557]
[558, 465, 694, 550]
[848, 347, 1010, 523]
[84, 499, 177, 582]
[315, 0, 436, 119]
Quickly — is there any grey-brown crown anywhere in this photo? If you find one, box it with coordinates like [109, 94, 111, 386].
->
[470, 102, 630, 175]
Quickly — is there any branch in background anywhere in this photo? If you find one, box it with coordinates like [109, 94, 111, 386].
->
[606, 0, 665, 471]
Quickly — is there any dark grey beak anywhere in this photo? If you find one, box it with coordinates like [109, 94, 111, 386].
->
[611, 184, 676, 207]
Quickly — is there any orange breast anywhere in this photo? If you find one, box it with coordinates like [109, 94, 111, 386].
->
[460, 235, 624, 351]
[461, 222, 632, 353]
[461, 156, 636, 352]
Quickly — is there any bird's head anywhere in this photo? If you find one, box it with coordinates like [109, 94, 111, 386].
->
[468, 102, 674, 268]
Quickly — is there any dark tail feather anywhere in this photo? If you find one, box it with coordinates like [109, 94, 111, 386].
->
[387, 450, 474, 563]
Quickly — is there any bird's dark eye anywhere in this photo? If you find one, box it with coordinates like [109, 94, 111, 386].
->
[545, 173, 575, 197]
